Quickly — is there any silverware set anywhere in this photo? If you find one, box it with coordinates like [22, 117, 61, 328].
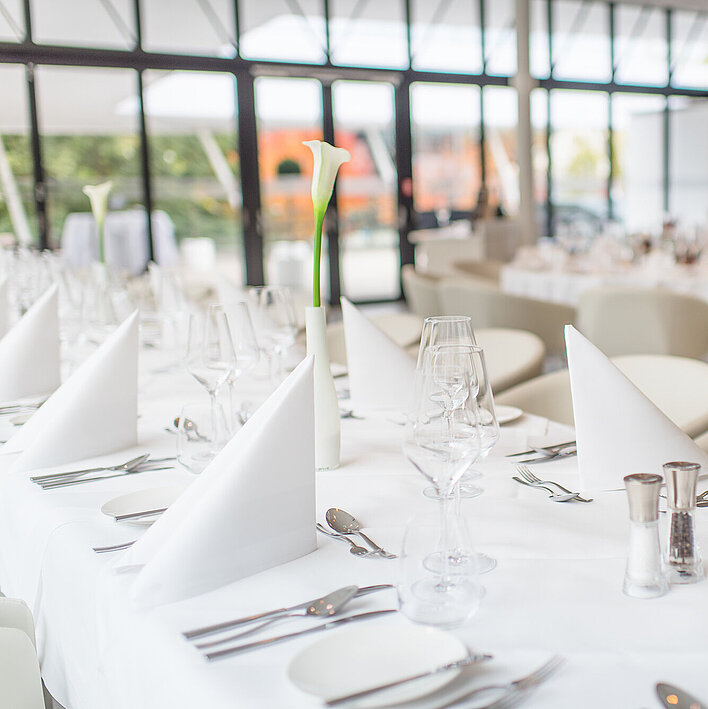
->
[513, 465, 593, 503]
[31, 453, 176, 489]
[182, 584, 395, 661]
[506, 441, 577, 464]
[0, 398, 47, 416]
[317, 508, 397, 558]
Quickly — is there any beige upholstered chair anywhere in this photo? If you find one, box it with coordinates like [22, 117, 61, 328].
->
[696, 430, 708, 453]
[401, 265, 441, 319]
[438, 278, 576, 356]
[476, 328, 545, 393]
[450, 259, 504, 283]
[497, 354, 708, 437]
[576, 287, 708, 359]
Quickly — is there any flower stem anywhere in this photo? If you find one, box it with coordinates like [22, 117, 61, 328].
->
[312, 210, 324, 308]
[98, 221, 105, 264]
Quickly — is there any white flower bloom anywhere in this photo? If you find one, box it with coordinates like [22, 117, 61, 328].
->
[302, 141, 350, 215]
[82, 181, 113, 228]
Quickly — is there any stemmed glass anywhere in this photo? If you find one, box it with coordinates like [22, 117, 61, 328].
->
[401, 344, 483, 626]
[184, 305, 236, 452]
[249, 286, 298, 387]
[222, 300, 260, 428]
[416, 316, 481, 499]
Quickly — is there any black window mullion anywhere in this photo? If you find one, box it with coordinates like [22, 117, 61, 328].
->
[479, 0, 486, 187]
[664, 8, 671, 214]
[321, 82, 341, 305]
[136, 70, 154, 264]
[395, 78, 414, 270]
[26, 64, 48, 249]
[546, 0, 553, 237]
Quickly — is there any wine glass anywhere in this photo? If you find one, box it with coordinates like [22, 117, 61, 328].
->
[222, 300, 260, 428]
[416, 316, 481, 499]
[401, 344, 483, 626]
[249, 286, 298, 387]
[184, 305, 236, 451]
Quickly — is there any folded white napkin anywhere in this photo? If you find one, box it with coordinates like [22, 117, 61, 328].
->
[122, 355, 316, 607]
[0, 284, 60, 402]
[566, 325, 708, 492]
[4, 311, 138, 473]
[341, 297, 415, 411]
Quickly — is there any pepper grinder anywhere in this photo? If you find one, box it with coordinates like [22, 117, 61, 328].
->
[664, 461, 704, 585]
[623, 473, 668, 598]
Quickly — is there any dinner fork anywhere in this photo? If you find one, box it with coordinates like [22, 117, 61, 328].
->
[441, 655, 565, 709]
[516, 465, 594, 503]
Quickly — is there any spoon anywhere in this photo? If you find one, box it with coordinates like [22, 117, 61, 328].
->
[316, 523, 373, 557]
[194, 585, 360, 649]
[30, 453, 151, 483]
[326, 508, 397, 558]
[512, 477, 579, 502]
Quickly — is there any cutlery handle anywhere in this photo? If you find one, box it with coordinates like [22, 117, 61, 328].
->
[203, 610, 396, 661]
[40, 466, 172, 489]
[195, 614, 291, 649]
[92, 540, 136, 553]
[114, 507, 167, 521]
[183, 607, 291, 640]
[356, 531, 396, 558]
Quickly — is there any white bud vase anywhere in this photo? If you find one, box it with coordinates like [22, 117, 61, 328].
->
[305, 306, 340, 470]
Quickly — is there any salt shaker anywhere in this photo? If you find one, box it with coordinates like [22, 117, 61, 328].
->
[664, 461, 704, 584]
[623, 473, 668, 598]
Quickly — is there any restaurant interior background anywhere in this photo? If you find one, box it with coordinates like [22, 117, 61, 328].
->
[0, 0, 707, 302]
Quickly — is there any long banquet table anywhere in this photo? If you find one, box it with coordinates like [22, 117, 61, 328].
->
[0, 346, 707, 709]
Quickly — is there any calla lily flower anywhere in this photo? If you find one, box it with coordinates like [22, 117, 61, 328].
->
[303, 141, 350, 307]
[83, 181, 113, 263]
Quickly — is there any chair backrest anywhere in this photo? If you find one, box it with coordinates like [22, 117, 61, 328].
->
[0, 628, 45, 709]
[401, 265, 442, 319]
[577, 287, 708, 359]
[496, 353, 708, 437]
[696, 430, 708, 453]
[451, 259, 504, 283]
[439, 278, 576, 356]
[0, 598, 36, 648]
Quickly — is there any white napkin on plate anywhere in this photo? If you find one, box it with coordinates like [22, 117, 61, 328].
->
[341, 297, 415, 412]
[565, 324, 708, 492]
[0, 284, 60, 401]
[4, 310, 138, 473]
[122, 355, 316, 607]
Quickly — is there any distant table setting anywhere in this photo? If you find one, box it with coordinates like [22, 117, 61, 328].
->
[0, 249, 707, 709]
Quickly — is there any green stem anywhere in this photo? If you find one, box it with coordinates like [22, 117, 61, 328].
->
[98, 220, 105, 264]
[312, 210, 324, 308]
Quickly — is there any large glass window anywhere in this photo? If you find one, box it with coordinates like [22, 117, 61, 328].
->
[0, 65, 36, 243]
[255, 77, 322, 289]
[329, 0, 408, 69]
[411, 83, 481, 222]
[531, 89, 549, 235]
[611, 93, 665, 231]
[0, 0, 24, 42]
[550, 90, 609, 233]
[614, 5, 667, 86]
[671, 11, 708, 90]
[36, 66, 143, 247]
[32, 0, 135, 50]
[483, 86, 518, 217]
[142, 0, 235, 57]
[484, 0, 516, 76]
[410, 0, 482, 75]
[552, 1, 611, 82]
[333, 81, 398, 301]
[143, 70, 242, 278]
[530, 0, 550, 78]
[239, 0, 325, 64]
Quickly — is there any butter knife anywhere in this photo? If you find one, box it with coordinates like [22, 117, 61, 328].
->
[657, 682, 704, 708]
[204, 609, 396, 661]
[325, 653, 493, 706]
[184, 583, 393, 640]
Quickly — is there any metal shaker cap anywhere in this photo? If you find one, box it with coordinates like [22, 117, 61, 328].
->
[624, 473, 663, 522]
[663, 461, 701, 510]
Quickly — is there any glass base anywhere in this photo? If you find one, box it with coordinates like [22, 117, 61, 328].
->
[401, 577, 482, 628]
[666, 563, 704, 585]
[623, 576, 669, 598]
[423, 484, 482, 500]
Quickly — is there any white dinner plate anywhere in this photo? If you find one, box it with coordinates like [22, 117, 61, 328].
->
[495, 405, 523, 425]
[288, 623, 467, 707]
[101, 485, 187, 526]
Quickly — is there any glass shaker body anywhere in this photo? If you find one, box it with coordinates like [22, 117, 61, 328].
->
[623, 473, 668, 599]
[664, 461, 704, 585]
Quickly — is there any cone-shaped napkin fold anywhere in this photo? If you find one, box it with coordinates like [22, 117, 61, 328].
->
[566, 324, 708, 492]
[0, 284, 60, 401]
[121, 355, 316, 607]
[341, 297, 415, 411]
[4, 311, 138, 473]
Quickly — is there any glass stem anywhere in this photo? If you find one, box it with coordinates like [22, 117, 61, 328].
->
[208, 390, 218, 454]
[438, 486, 453, 589]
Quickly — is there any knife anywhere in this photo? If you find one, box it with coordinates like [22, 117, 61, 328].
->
[183, 583, 394, 640]
[506, 441, 576, 458]
[204, 609, 396, 661]
[325, 653, 493, 706]
[657, 682, 704, 708]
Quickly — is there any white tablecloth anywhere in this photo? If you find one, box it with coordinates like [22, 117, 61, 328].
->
[0, 349, 707, 708]
[501, 264, 708, 306]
